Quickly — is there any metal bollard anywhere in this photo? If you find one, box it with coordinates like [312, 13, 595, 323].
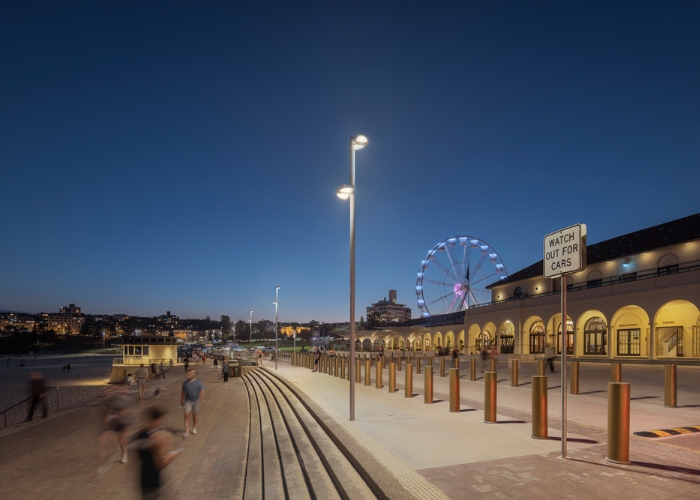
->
[440, 357, 446, 377]
[398, 356, 402, 372]
[405, 364, 413, 397]
[611, 363, 622, 382]
[428, 356, 433, 367]
[490, 358, 496, 372]
[470, 358, 476, 381]
[538, 359, 545, 376]
[664, 364, 677, 408]
[424, 366, 433, 404]
[389, 362, 396, 393]
[356, 358, 361, 383]
[531, 375, 548, 439]
[449, 368, 460, 412]
[454, 357, 459, 369]
[606, 382, 631, 464]
[484, 371, 497, 423]
[376, 359, 383, 389]
[365, 358, 371, 386]
[570, 361, 579, 394]
[416, 357, 422, 374]
[341, 356, 346, 379]
[335, 356, 340, 377]
[511, 359, 519, 387]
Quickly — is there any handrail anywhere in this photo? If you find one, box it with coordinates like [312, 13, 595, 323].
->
[1, 386, 60, 428]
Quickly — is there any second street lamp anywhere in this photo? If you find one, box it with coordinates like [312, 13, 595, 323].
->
[274, 285, 280, 370]
[250, 311, 254, 344]
[336, 134, 367, 421]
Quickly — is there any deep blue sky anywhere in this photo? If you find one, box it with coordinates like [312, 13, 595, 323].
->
[2, 1, 698, 323]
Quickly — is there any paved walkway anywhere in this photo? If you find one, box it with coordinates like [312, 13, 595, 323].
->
[273, 357, 700, 499]
[0, 366, 248, 499]
[2, 357, 700, 499]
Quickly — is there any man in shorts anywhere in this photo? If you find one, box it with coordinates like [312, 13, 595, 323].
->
[135, 364, 149, 400]
[181, 369, 204, 437]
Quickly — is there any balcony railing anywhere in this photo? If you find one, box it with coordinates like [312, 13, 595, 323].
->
[481, 262, 700, 309]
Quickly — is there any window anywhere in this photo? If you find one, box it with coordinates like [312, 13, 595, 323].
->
[529, 321, 545, 354]
[514, 287, 523, 299]
[557, 320, 574, 355]
[583, 317, 607, 355]
[617, 329, 640, 356]
[621, 272, 637, 282]
[657, 264, 679, 276]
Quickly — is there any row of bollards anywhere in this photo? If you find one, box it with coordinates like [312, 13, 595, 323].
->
[290, 352, 682, 466]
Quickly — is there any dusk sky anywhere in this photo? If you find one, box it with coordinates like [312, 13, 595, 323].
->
[2, 1, 699, 323]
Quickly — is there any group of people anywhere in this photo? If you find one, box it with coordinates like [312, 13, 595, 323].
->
[97, 366, 206, 498]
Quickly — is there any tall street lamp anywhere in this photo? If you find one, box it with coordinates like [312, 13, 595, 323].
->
[274, 285, 281, 370]
[336, 134, 368, 421]
[250, 311, 254, 344]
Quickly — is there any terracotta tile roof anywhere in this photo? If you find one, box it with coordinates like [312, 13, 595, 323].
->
[489, 213, 700, 287]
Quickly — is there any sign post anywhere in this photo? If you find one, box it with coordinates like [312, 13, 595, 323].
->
[543, 224, 586, 459]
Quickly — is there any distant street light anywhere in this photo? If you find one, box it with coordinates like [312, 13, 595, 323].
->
[336, 134, 367, 421]
[102, 332, 105, 350]
[250, 311, 254, 343]
[274, 286, 281, 370]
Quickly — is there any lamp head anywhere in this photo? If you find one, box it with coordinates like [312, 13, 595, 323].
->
[276, 286, 281, 291]
[351, 135, 368, 150]
[336, 184, 354, 200]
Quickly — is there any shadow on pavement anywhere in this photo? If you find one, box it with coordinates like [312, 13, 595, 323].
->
[547, 436, 599, 444]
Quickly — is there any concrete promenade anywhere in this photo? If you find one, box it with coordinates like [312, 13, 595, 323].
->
[1, 356, 700, 499]
[274, 355, 700, 498]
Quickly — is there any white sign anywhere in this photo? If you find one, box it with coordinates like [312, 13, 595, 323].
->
[543, 224, 587, 278]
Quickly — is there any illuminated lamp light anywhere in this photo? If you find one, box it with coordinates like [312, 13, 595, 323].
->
[336, 184, 354, 200]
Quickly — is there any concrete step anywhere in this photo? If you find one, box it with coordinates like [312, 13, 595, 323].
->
[256, 369, 377, 499]
[242, 377, 263, 500]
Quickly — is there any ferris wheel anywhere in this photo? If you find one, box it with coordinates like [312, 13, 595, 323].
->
[416, 236, 507, 317]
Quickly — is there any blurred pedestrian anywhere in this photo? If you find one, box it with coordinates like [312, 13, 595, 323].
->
[183, 358, 189, 373]
[213, 357, 218, 370]
[67, 363, 71, 374]
[312, 346, 320, 372]
[99, 391, 134, 470]
[62, 365, 66, 373]
[257, 349, 263, 366]
[135, 364, 149, 400]
[151, 363, 158, 380]
[27, 372, 48, 420]
[181, 369, 204, 437]
[137, 406, 181, 499]
[222, 360, 229, 382]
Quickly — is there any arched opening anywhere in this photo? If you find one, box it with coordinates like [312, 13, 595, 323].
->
[654, 300, 700, 358]
[499, 320, 515, 354]
[424, 333, 431, 350]
[583, 316, 607, 355]
[445, 331, 454, 350]
[467, 324, 481, 354]
[611, 305, 650, 357]
[557, 319, 574, 355]
[529, 321, 546, 354]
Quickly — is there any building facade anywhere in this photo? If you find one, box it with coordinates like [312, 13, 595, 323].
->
[360, 214, 700, 362]
[366, 290, 412, 323]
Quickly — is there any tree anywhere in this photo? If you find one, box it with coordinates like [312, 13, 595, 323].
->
[358, 316, 365, 330]
[234, 320, 246, 338]
[365, 312, 383, 330]
[220, 315, 231, 334]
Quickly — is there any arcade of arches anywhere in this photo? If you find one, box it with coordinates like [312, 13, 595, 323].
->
[371, 299, 700, 360]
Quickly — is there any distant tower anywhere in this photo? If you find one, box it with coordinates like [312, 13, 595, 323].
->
[389, 290, 397, 304]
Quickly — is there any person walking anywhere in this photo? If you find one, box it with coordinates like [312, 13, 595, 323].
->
[452, 347, 459, 366]
[99, 391, 134, 469]
[256, 349, 263, 366]
[27, 372, 48, 420]
[137, 406, 181, 499]
[135, 364, 149, 400]
[312, 346, 321, 372]
[184, 357, 189, 373]
[222, 360, 229, 382]
[181, 369, 204, 437]
[213, 357, 218, 370]
[66, 363, 71, 374]
[480, 348, 488, 372]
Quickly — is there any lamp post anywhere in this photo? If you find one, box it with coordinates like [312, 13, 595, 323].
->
[249, 311, 253, 344]
[102, 332, 105, 350]
[336, 134, 368, 421]
[273, 285, 280, 370]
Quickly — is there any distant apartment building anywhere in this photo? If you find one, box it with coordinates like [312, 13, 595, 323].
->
[367, 290, 412, 323]
[48, 304, 85, 334]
